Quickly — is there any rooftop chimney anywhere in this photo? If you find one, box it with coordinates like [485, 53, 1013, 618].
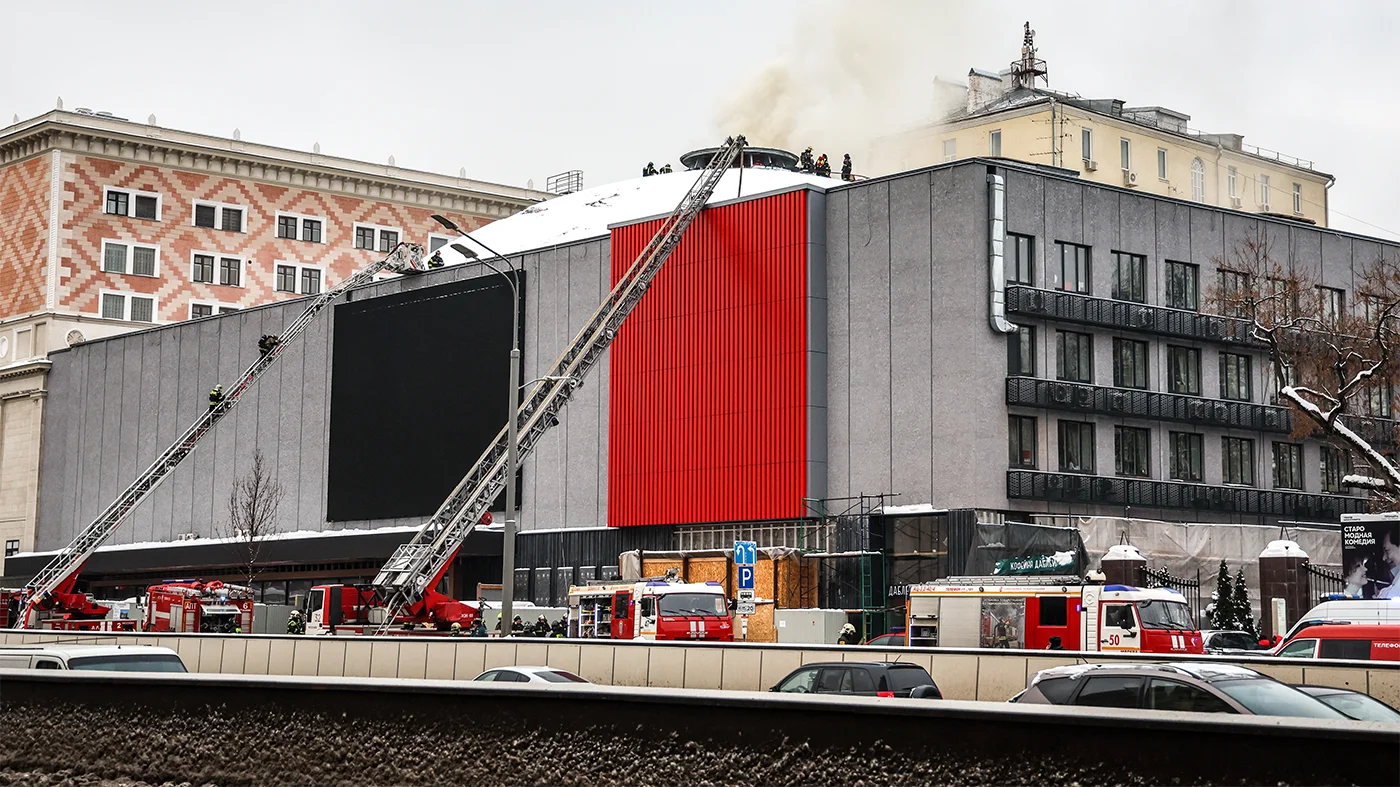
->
[966, 69, 1005, 113]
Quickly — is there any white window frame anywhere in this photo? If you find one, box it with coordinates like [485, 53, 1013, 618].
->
[353, 222, 405, 252]
[1120, 138, 1131, 171]
[191, 200, 247, 232]
[100, 239, 161, 278]
[1081, 128, 1093, 162]
[102, 186, 163, 221]
[1190, 158, 1205, 203]
[97, 289, 158, 323]
[273, 260, 324, 295]
[190, 250, 247, 288]
[274, 211, 328, 244]
[1292, 183, 1303, 215]
[188, 299, 240, 319]
[1258, 175, 1271, 209]
[427, 233, 456, 254]
[1156, 148, 1168, 181]
[988, 129, 1002, 157]
[1227, 167, 1238, 198]
[941, 138, 956, 162]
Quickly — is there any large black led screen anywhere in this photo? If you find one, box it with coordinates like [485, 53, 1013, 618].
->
[326, 273, 524, 521]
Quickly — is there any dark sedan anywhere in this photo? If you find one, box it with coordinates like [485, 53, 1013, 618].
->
[771, 661, 941, 698]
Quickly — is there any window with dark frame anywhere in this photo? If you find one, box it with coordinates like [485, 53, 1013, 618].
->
[303, 218, 322, 243]
[1320, 446, 1346, 494]
[1165, 261, 1198, 310]
[1008, 233, 1033, 284]
[105, 190, 128, 216]
[355, 226, 376, 250]
[1009, 415, 1037, 468]
[1167, 346, 1201, 395]
[191, 303, 213, 319]
[1056, 330, 1093, 383]
[219, 257, 241, 287]
[378, 229, 399, 252]
[1009, 326, 1035, 376]
[1220, 353, 1252, 401]
[1058, 420, 1096, 474]
[301, 267, 321, 295]
[1218, 269, 1251, 318]
[1112, 338, 1148, 389]
[277, 215, 298, 239]
[1273, 442, 1304, 490]
[275, 265, 296, 293]
[192, 254, 215, 284]
[1111, 252, 1146, 302]
[1222, 437, 1255, 486]
[4, 539, 18, 557]
[195, 204, 216, 228]
[132, 246, 156, 276]
[1114, 426, 1151, 477]
[1057, 242, 1090, 293]
[1318, 286, 1344, 323]
[221, 207, 243, 233]
[1361, 380, 1394, 418]
[1268, 277, 1299, 321]
[1169, 432, 1204, 482]
[134, 194, 158, 220]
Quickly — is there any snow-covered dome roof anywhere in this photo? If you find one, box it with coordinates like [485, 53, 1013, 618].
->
[444, 166, 834, 260]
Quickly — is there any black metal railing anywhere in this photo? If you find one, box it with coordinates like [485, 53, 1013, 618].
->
[1006, 470, 1370, 517]
[1143, 565, 1203, 622]
[1304, 562, 1348, 601]
[1006, 377, 1291, 433]
[1006, 286, 1260, 346]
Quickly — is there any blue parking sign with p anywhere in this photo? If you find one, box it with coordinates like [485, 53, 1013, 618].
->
[738, 565, 755, 590]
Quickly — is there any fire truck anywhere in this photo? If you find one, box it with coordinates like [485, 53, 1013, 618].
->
[143, 580, 254, 633]
[906, 576, 1204, 654]
[568, 577, 733, 641]
[303, 582, 480, 636]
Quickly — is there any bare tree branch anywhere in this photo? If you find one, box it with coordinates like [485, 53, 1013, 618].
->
[217, 449, 287, 588]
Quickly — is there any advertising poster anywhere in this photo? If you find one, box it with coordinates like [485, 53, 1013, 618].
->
[1340, 514, 1400, 599]
[980, 598, 1025, 649]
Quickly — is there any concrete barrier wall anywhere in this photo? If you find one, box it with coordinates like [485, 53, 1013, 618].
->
[4, 629, 1396, 704]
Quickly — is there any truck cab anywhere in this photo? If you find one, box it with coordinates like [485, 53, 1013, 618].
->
[569, 579, 733, 641]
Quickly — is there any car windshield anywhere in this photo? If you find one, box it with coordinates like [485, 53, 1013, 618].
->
[1215, 679, 1347, 719]
[1210, 632, 1263, 650]
[885, 665, 935, 691]
[1137, 600, 1195, 631]
[535, 670, 588, 684]
[1305, 690, 1400, 723]
[658, 592, 728, 617]
[67, 654, 187, 673]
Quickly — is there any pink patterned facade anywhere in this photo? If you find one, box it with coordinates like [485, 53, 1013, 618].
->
[0, 156, 50, 317]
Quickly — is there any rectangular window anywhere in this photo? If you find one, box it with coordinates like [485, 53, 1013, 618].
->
[1268, 277, 1299, 321]
[1008, 233, 1033, 284]
[1165, 261, 1198, 310]
[1273, 442, 1304, 490]
[192, 254, 215, 284]
[302, 218, 322, 243]
[1115, 426, 1151, 477]
[105, 189, 128, 216]
[132, 245, 156, 276]
[101, 292, 125, 319]
[100, 292, 156, 323]
[1361, 380, 1394, 418]
[219, 257, 242, 287]
[1219, 352, 1252, 401]
[1082, 128, 1093, 162]
[1218, 269, 1252, 318]
[102, 242, 127, 274]
[277, 215, 298, 239]
[942, 138, 956, 162]
[301, 267, 321, 295]
[379, 229, 399, 252]
[1058, 421, 1096, 474]
[1112, 338, 1148, 389]
[134, 194, 158, 220]
[275, 264, 296, 293]
[1120, 138, 1131, 171]
[1259, 175, 1271, 208]
[104, 187, 162, 220]
[1320, 446, 1346, 494]
[1111, 251, 1146, 302]
[101, 241, 157, 277]
[1166, 346, 1201, 395]
[429, 234, 452, 253]
[1169, 432, 1204, 482]
[355, 225, 376, 250]
[190, 303, 213, 319]
[1009, 415, 1037, 468]
[194, 204, 216, 228]
[989, 129, 1002, 157]
[1318, 286, 1344, 323]
[1292, 183, 1302, 214]
[1222, 437, 1255, 486]
[129, 296, 154, 323]
[193, 201, 245, 231]
[1056, 330, 1093, 383]
[221, 207, 243, 233]
[1227, 167, 1238, 198]
[1057, 242, 1090, 293]
[219, 306, 239, 314]
[4, 539, 17, 558]
[1156, 148, 1168, 180]
[1009, 326, 1036, 375]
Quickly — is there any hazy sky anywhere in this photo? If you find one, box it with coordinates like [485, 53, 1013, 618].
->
[2, 1, 1397, 239]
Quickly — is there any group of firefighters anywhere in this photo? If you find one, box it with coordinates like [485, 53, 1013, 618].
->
[639, 150, 855, 181]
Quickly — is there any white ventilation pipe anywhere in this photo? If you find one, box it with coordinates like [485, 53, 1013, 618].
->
[988, 171, 1018, 334]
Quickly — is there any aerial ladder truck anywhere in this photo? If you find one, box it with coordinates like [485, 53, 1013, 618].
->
[10, 244, 427, 630]
[307, 135, 748, 636]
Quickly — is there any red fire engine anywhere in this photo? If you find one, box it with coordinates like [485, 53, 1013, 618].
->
[906, 576, 1204, 654]
[3, 586, 136, 632]
[143, 580, 254, 633]
[568, 578, 733, 641]
[303, 581, 480, 636]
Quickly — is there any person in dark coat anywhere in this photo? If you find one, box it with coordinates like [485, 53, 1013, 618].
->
[208, 385, 225, 411]
[836, 623, 860, 645]
[841, 154, 853, 181]
[799, 147, 815, 172]
[1046, 636, 1065, 650]
[814, 154, 831, 177]
[642, 162, 658, 177]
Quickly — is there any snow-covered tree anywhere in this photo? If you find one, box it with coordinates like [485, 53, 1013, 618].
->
[1231, 568, 1257, 640]
[1210, 232, 1399, 510]
[1209, 560, 1236, 630]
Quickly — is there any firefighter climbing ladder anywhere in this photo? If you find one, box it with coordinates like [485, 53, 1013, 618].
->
[20, 243, 427, 628]
[369, 135, 748, 634]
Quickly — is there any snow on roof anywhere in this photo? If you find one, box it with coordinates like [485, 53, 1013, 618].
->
[448, 167, 834, 259]
[879, 504, 950, 516]
[14, 523, 428, 559]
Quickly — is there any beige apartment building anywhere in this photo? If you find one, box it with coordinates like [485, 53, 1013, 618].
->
[873, 27, 1333, 226]
[0, 107, 549, 568]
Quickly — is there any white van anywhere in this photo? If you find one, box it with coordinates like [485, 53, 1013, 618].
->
[0, 645, 186, 672]
[1281, 600, 1400, 641]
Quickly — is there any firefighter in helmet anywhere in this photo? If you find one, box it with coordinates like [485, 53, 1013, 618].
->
[658, 163, 673, 174]
[468, 618, 487, 638]
[208, 385, 225, 411]
[511, 615, 525, 634]
[642, 162, 658, 177]
[450, 621, 463, 637]
[799, 147, 815, 172]
[287, 609, 304, 635]
[551, 617, 567, 638]
[814, 154, 831, 177]
[257, 334, 281, 357]
[532, 614, 550, 637]
[427, 250, 445, 269]
[841, 154, 853, 182]
[837, 623, 859, 645]
[993, 617, 1013, 648]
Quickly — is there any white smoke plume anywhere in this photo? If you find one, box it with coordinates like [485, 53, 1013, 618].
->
[715, 0, 985, 175]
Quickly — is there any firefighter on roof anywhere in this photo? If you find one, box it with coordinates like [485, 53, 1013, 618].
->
[659, 163, 673, 174]
[642, 162, 657, 177]
[428, 251, 445, 269]
[208, 385, 225, 411]
[799, 147, 814, 172]
[841, 154, 853, 181]
[837, 623, 859, 645]
[815, 154, 831, 177]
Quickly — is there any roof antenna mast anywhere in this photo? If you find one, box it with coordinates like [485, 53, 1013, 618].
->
[1009, 22, 1049, 89]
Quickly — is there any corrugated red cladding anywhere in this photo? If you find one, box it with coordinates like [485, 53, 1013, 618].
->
[608, 190, 809, 528]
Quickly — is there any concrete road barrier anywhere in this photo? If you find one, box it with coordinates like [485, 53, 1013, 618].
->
[1, 670, 1395, 787]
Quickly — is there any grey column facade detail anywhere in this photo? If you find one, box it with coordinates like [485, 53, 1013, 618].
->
[806, 190, 829, 505]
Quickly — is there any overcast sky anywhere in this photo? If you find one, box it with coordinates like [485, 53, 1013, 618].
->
[2, 1, 1397, 239]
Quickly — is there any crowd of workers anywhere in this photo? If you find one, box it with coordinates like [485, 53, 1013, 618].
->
[640, 148, 856, 181]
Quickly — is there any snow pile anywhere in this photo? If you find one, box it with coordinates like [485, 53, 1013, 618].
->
[448, 167, 834, 258]
[16, 523, 427, 558]
[878, 503, 949, 516]
[1258, 539, 1308, 559]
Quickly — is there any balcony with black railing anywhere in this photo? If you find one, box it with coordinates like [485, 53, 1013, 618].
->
[1006, 376, 1291, 432]
[1005, 286, 1261, 346]
[1006, 470, 1370, 518]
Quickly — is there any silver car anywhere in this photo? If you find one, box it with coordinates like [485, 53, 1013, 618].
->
[472, 666, 590, 684]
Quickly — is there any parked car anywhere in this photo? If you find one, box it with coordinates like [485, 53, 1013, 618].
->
[1014, 662, 1345, 719]
[0, 645, 186, 672]
[770, 661, 941, 699]
[1201, 629, 1268, 655]
[1279, 600, 1400, 642]
[472, 666, 590, 684]
[864, 633, 905, 647]
[1273, 624, 1400, 661]
[1296, 685, 1400, 723]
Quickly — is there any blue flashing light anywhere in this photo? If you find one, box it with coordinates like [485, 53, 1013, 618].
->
[645, 581, 669, 587]
[1104, 584, 1137, 592]
[1162, 588, 1182, 595]
[704, 581, 722, 586]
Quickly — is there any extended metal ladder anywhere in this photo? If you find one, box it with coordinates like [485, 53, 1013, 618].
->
[21, 243, 426, 627]
[370, 135, 747, 632]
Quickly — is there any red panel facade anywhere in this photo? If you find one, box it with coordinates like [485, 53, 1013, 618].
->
[608, 190, 809, 527]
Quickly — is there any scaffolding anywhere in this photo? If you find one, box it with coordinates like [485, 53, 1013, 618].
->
[801, 494, 893, 640]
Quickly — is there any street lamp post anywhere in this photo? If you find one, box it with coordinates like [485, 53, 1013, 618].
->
[433, 215, 522, 636]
